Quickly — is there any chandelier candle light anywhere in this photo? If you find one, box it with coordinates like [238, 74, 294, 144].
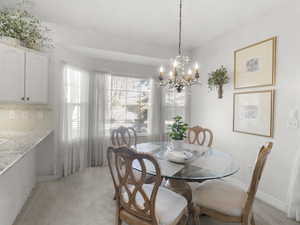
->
[158, 0, 201, 93]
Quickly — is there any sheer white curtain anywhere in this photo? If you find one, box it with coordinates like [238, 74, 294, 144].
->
[88, 72, 111, 167]
[58, 66, 191, 176]
[60, 65, 90, 176]
[147, 79, 163, 141]
[59, 68, 112, 175]
[287, 149, 300, 221]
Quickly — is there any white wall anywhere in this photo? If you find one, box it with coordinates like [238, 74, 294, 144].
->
[191, 2, 300, 211]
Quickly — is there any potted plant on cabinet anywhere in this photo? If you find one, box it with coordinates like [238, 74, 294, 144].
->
[168, 115, 188, 150]
[208, 65, 229, 99]
[0, 8, 52, 50]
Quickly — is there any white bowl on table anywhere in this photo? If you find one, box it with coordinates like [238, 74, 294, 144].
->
[165, 143, 210, 164]
[182, 143, 210, 155]
[165, 150, 194, 164]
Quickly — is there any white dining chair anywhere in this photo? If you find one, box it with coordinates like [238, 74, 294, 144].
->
[110, 126, 155, 200]
[192, 142, 273, 225]
[187, 126, 213, 147]
[111, 126, 137, 148]
[107, 146, 188, 225]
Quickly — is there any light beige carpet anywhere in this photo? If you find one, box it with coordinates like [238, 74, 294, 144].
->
[14, 167, 297, 225]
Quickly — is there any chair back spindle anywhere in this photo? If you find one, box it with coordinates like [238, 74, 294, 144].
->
[107, 146, 162, 225]
[243, 142, 273, 219]
[187, 126, 213, 147]
[111, 126, 137, 147]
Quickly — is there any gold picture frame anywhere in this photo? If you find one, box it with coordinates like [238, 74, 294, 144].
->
[234, 37, 277, 89]
[233, 90, 274, 137]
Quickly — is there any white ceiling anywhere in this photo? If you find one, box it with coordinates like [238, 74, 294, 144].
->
[0, 0, 293, 63]
[0, 0, 290, 49]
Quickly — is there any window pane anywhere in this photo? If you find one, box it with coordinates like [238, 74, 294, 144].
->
[105, 75, 152, 135]
[165, 91, 174, 105]
[71, 105, 80, 140]
[64, 66, 89, 104]
[175, 92, 185, 107]
[63, 65, 89, 141]
[110, 90, 126, 121]
[127, 91, 139, 105]
[163, 89, 186, 133]
[111, 76, 127, 90]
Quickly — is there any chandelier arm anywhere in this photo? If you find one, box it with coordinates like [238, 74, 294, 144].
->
[158, 0, 201, 92]
[178, 0, 182, 56]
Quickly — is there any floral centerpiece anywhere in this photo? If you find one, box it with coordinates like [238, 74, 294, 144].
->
[0, 8, 52, 50]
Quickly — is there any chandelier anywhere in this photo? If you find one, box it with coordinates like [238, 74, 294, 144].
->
[158, 0, 201, 93]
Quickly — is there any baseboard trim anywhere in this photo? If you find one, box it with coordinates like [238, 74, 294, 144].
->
[37, 175, 60, 183]
[227, 178, 287, 212]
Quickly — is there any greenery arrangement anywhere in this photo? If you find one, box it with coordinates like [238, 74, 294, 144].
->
[0, 8, 52, 50]
[208, 65, 229, 99]
[168, 116, 188, 141]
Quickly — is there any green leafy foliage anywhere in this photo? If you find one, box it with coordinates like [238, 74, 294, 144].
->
[168, 116, 188, 140]
[208, 66, 229, 90]
[0, 8, 53, 50]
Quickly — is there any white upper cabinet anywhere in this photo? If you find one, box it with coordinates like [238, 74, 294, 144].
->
[0, 43, 25, 102]
[0, 42, 48, 104]
[25, 52, 49, 104]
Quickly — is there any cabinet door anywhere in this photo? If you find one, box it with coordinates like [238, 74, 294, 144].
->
[0, 43, 25, 102]
[25, 51, 48, 104]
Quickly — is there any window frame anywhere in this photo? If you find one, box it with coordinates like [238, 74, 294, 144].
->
[63, 65, 89, 142]
[163, 89, 187, 133]
[105, 74, 152, 136]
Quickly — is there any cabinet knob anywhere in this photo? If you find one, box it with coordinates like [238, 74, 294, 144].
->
[27, 97, 30, 101]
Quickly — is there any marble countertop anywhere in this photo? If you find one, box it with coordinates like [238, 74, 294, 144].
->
[0, 128, 54, 176]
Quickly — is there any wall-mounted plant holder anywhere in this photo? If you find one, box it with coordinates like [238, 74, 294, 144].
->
[208, 65, 229, 99]
[217, 84, 223, 99]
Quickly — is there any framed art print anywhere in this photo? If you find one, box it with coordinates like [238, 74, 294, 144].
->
[233, 90, 274, 137]
[234, 37, 277, 89]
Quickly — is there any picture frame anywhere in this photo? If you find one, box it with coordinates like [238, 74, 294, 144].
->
[233, 90, 274, 137]
[234, 37, 277, 89]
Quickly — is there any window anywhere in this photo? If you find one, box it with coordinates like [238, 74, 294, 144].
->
[63, 65, 89, 141]
[105, 75, 152, 135]
[163, 89, 186, 132]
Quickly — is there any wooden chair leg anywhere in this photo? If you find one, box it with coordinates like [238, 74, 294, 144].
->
[177, 214, 188, 225]
[192, 205, 201, 225]
[242, 215, 252, 225]
[116, 217, 122, 225]
[193, 214, 201, 225]
[251, 215, 256, 225]
[115, 210, 122, 225]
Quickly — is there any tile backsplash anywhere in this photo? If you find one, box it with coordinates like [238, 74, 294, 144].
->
[0, 104, 53, 132]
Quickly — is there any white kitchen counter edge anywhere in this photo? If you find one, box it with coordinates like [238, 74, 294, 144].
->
[0, 129, 54, 176]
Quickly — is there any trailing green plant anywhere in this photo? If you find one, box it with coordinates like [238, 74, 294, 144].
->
[0, 8, 53, 50]
[208, 66, 229, 90]
[208, 65, 229, 98]
[168, 115, 188, 141]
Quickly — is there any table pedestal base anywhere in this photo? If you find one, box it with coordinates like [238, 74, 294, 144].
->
[164, 179, 200, 225]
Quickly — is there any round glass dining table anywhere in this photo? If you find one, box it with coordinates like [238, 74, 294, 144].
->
[134, 142, 239, 181]
[133, 142, 239, 224]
